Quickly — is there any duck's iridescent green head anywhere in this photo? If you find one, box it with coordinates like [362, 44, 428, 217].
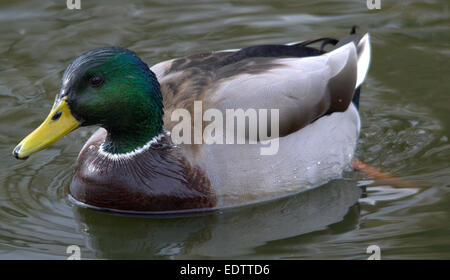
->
[13, 47, 164, 159]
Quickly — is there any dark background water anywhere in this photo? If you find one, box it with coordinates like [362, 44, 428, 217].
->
[0, 0, 448, 259]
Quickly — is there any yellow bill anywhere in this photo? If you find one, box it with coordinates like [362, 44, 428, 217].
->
[13, 97, 81, 159]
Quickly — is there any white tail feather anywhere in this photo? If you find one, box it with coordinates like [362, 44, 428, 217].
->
[356, 33, 371, 88]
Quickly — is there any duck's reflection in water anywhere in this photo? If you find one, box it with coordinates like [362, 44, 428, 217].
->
[73, 179, 362, 259]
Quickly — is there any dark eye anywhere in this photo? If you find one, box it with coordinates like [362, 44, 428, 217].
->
[89, 75, 104, 87]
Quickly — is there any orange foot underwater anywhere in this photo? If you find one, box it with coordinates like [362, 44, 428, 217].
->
[352, 159, 417, 188]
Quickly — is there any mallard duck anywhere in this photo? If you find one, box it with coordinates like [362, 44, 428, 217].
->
[13, 29, 371, 213]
